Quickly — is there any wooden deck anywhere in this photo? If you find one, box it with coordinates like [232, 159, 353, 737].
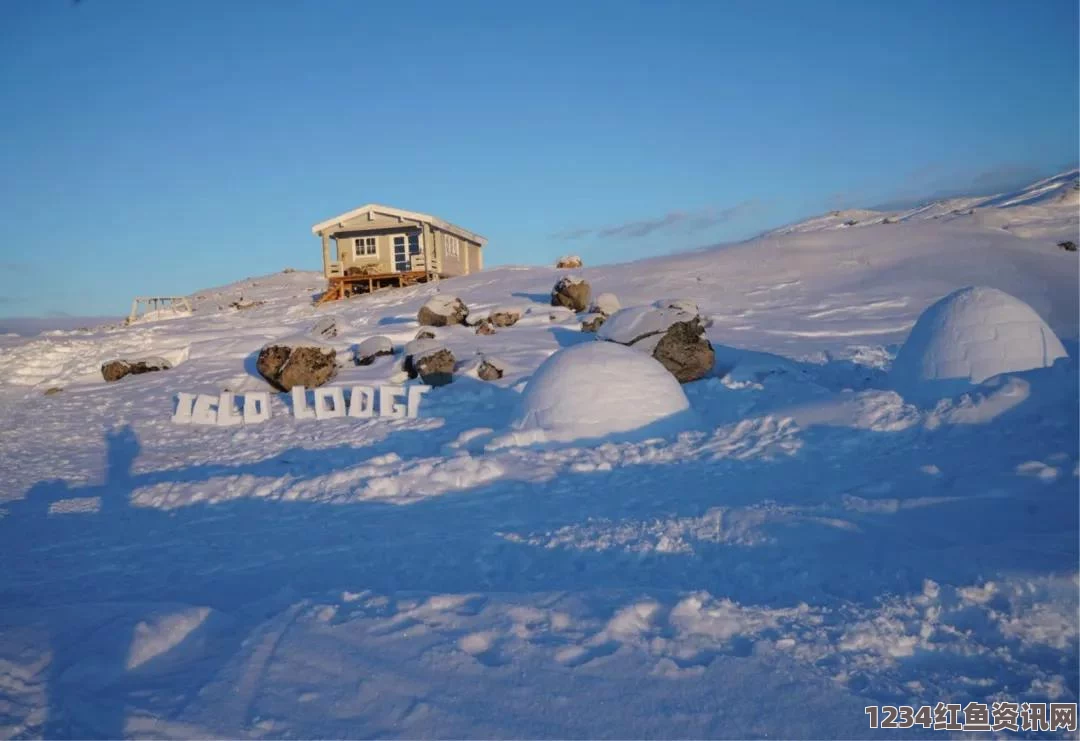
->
[316, 270, 430, 304]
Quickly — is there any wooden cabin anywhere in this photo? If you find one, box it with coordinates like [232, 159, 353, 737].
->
[311, 204, 487, 301]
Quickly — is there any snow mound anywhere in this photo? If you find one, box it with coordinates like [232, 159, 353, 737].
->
[591, 292, 621, 315]
[356, 336, 393, 357]
[495, 342, 693, 446]
[891, 286, 1068, 402]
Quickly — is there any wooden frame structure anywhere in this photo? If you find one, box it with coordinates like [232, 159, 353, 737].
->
[315, 270, 431, 305]
[127, 296, 193, 324]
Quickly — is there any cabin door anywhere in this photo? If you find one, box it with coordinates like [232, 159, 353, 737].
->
[391, 233, 422, 273]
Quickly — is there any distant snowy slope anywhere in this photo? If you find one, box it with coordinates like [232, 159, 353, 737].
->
[767, 168, 1079, 237]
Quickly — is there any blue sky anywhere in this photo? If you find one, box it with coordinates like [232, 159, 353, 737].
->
[0, 0, 1076, 317]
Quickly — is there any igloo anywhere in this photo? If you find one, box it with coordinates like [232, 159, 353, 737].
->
[891, 286, 1067, 401]
[494, 342, 695, 446]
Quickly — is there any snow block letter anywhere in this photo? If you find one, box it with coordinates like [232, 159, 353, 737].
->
[347, 386, 375, 419]
[314, 387, 346, 420]
[216, 392, 243, 427]
[172, 392, 196, 425]
[191, 394, 219, 425]
[379, 385, 407, 419]
[406, 385, 431, 418]
[291, 386, 316, 420]
[243, 392, 271, 424]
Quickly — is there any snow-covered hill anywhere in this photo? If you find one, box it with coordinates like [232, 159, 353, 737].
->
[0, 172, 1076, 738]
[767, 168, 1079, 239]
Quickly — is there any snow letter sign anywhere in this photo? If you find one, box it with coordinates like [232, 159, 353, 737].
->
[172, 385, 430, 426]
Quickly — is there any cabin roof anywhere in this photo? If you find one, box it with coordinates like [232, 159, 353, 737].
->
[311, 204, 487, 246]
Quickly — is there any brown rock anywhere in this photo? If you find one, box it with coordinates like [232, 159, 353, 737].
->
[477, 359, 504, 381]
[651, 319, 715, 383]
[475, 320, 496, 335]
[409, 348, 456, 386]
[256, 344, 337, 391]
[415, 328, 436, 340]
[489, 309, 521, 328]
[581, 314, 607, 333]
[550, 277, 591, 312]
[555, 255, 583, 268]
[43, 387, 63, 396]
[417, 296, 469, 327]
[101, 358, 170, 382]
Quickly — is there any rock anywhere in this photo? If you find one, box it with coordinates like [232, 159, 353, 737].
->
[475, 320, 496, 335]
[101, 357, 171, 382]
[418, 295, 469, 327]
[43, 387, 63, 396]
[256, 344, 337, 391]
[581, 314, 606, 333]
[477, 357, 505, 381]
[408, 347, 456, 386]
[230, 298, 265, 310]
[1058, 240, 1077, 252]
[652, 319, 716, 383]
[597, 306, 714, 383]
[354, 336, 394, 366]
[556, 255, 583, 269]
[590, 293, 621, 316]
[550, 276, 591, 312]
[415, 328, 437, 340]
[488, 308, 521, 327]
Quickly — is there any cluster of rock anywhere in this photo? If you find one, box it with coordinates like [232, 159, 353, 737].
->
[101, 357, 172, 382]
[244, 281, 713, 398]
[549, 274, 715, 383]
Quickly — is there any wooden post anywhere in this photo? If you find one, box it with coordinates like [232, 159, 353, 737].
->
[422, 223, 433, 283]
[320, 232, 331, 278]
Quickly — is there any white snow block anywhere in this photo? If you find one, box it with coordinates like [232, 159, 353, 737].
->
[190, 394, 219, 426]
[379, 385, 407, 419]
[291, 386, 316, 420]
[216, 392, 243, 426]
[314, 386, 347, 420]
[348, 386, 376, 418]
[892, 286, 1068, 402]
[243, 392, 271, 424]
[171, 392, 196, 424]
[407, 385, 431, 418]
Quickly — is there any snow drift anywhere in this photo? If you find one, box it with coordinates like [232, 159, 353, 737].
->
[891, 286, 1068, 402]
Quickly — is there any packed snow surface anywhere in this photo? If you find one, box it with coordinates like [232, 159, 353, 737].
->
[892, 286, 1068, 401]
[502, 342, 691, 445]
[0, 171, 1076, 738]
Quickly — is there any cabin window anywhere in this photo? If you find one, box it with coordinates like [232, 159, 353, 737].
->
[408, 233, 420, 255]
[354, 237, 377, 257]
[445, 234, 460, 258]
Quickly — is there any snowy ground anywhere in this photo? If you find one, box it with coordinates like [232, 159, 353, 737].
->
[0, 173, 1077, 738]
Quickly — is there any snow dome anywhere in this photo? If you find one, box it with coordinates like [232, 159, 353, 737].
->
[496, 342, 694, 446]
[891, 286, 1068, 401]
